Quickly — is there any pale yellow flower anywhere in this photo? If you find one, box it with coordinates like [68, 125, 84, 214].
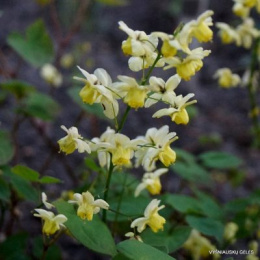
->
[152, 93, 197, 125]
[40, 64, 62, 87]
[125, 232, 143, 242]
[34, 209, 67, 236]
[183, 229, 220, 260]
[216, 22, 241, 45]
[58, 125, 91, 155]
[74, 66, 119, 119]
[223, 222, 239, 243]
[233, 2, 250, 17]
[41, 192, 55, 210]
[135, 168, 168, 197]
[135, 125, 178, 171]
[214, 68, 241, 88]
[236, 18, 260, 49]
[113, 76, 149, 109]
[69, 191, 109, 221]
[131, 199, 166, 233]
[145, 74, 181, 108]
[164, 48, 211, 81]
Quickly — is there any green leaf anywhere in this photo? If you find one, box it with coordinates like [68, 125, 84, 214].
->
[175, 148, 196, 164]
[39, 176, 62, 184]
[186, 216, 224, 243]
[199, 151, 243, 169]
[12, 165, 39, 182]
[0, 80, 35, 99]
[55, 200, 117, 256]
[0, 176, 11, 201]
[96, 0, 128, 6]
[163, 194, 201, 214]
[2, 166, 38, 202]
[68, 87, 106, 119]
[107, 196, 150, 222]
[141, 225, 191, 254]
[23, 92, 60, 121]
[7, 19, 54, 67]
[85, 157, 101, 172]
[117, 240, 175, 260]
[112, 253, 131, 260]
[171, 161, 211, 184]
[0, 233, 29, 259]
[0, 131, 14, 165]
[193, 190, 223, 220]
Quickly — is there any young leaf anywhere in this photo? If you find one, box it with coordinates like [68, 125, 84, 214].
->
[0, 177, 11, 201]
[7, 19, 54, 67]
[199, 151, 243, 169]
[186, 216, 224, 243]
[12, 165, 40, 182]
[39, 176, 62, 184]
[0, 80, 35, 99]
[163, 194, 201, 214]
[0, 131, 14, 166]
[54, 200, 117, 257]
[23, 92, 60, 121]
[117, 240, 175, 260]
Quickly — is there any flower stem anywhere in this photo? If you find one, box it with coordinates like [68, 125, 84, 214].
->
[247, 37, 260, 148]
[117, 105, 131, 133]
[103, 154, 114, 222]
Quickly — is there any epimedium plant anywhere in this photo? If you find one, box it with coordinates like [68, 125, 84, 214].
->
[0, 2, 260, 260]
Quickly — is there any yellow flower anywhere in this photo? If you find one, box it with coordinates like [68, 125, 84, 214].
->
[74, 66, 119, 119]
[233, 2, 250, 17]
[135, 125, 178, 171]
[135, 168, 168, 197]
[164, 48, 211, 81]
[223, 222, 239, 243]
[191, 10, 214, 43]
[69, 191, 109, 221]
[145, 74, 181, 108]
[152, 93, 197, 125]
[34, 209, 67, 236]
[113, 76, 149, 109]
[41, 192, 55, 210]
[40, 64, 62, 87]
[214, 68, 241, 88]
[131, 199, 166, 233]
[216, 22, 241, 45]
[58, 125, 91, 155]
[183, 229, 219, 260]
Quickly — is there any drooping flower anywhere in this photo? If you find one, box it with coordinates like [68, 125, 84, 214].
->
[58, 125, 91, 155]
[42, 192, 55, 210]
[214, 68, 241, 88]
[74, 66, 119, 119]
[223, 222, 239, 243]
[113, 76, 149, 109]
[236, 18, 260, 49]
[34, 209, 67, 236]
[68, 191, 109, 221]
[232, 2, 250, 17]
[40, 64, 63, 87]
[135, 168, 168, 197]
[183, 229, 220, 260]
[164, 48, 211, 81]
[118, 21, 158, 57]
[152, 93, 197, 125]
[130, 199, 166, 233]
[216, 22, 241, 45]
[190, 10, 214, 43]
[135, 125, 178, 171]
[145, 74, 181, 108]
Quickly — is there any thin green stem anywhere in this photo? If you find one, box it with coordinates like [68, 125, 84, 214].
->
[103, 154, 114, 222]
[141, 52, 162, 85]
[116, 105, 131, 133]
[247, 37, 260, 148]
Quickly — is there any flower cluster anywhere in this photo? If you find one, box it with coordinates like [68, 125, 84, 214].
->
[215, 1, 260, 88]
[53, 12, 214, 238]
